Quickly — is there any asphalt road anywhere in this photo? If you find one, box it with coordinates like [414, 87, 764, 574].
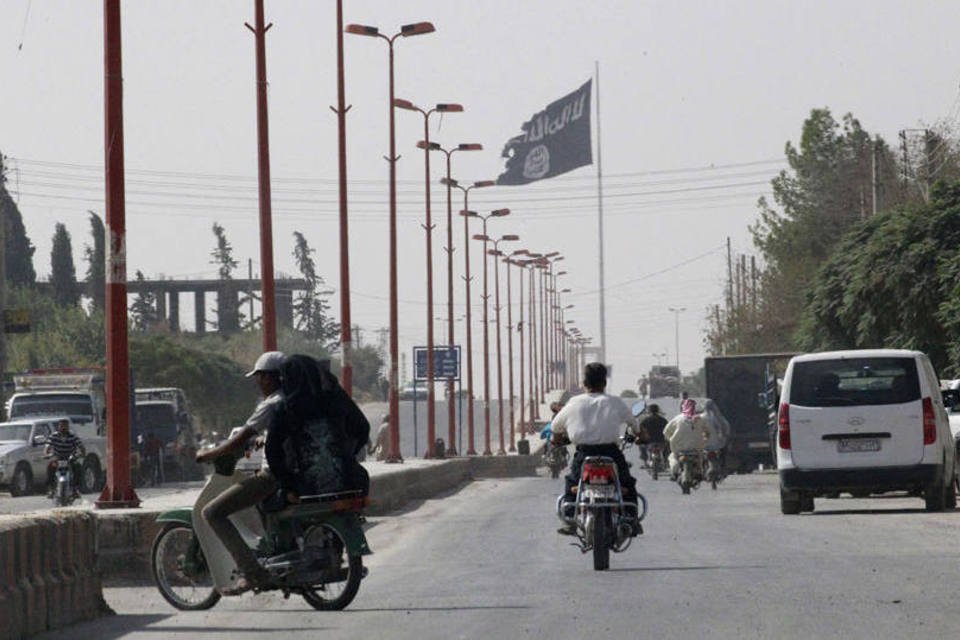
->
[35, 466, 960, 639]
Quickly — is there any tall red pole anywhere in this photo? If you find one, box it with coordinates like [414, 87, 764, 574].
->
[517, 259, 525, 440]
[539, 266, 547, 400]
[528, 264, 538, 420]
[505, 256, 516, 451]
[420, 114, 437, 458]
[480, 218, 492, 455]
[247, 0, 277, 352]
[334, 0, 353, 395]
[444, 155, 457, 455]
[492, 245, 505, 455]
[461, 198, 477, 455]
[386, 39, 402, 462]
[97, 0, 139, 508]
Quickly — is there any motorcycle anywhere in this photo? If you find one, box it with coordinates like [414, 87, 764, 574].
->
[675, 450, 703, 495]
[49, 455, 80, 506]
[150, 450, 371, 611]
[704, 449, 723, 490]
[647, 443, 667, 481]
[544, 443, 569, 479]
[557, 456, 647, 571]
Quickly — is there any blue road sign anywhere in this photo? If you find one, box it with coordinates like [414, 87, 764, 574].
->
[414, 346, 461, 381]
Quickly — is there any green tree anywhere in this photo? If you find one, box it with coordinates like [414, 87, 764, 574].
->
[0, 155, 37, 287]
[129, 270, 158, 332]
[85, 211, 105, 310]
[798, 180, 960, 373]
[292, 231, 339, 349]
[347, 344, 386, 402]
[210, 222, 237, 280]
[50, 222, 80, 307]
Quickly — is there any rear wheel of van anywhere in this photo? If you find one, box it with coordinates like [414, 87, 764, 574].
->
[924, 479, 947, 512]
[780, 487, 801, 515]
[800, 494, 815, 513]
[945, 477, 956, 510]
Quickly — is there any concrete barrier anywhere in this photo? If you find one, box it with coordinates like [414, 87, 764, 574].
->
[0, 512, 111, 640]
[0, 450, 542, 638]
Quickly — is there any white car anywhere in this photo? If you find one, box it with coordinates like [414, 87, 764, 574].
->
[776, 349, 957, 514]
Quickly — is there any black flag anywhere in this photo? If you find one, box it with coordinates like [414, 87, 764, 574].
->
[497, 80, 592, 186]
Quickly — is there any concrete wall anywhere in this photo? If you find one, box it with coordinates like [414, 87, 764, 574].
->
[0, 512, 111, 640]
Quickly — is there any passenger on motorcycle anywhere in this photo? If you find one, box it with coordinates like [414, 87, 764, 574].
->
[663, 399, 714, 479]
[45, 418, 85, 497]
[552, 363, 643, 535]
[701, 399, 730, 464]
[539, 401, 563, 455]
[197, 350, 285, 595]
[266, 354, 371, 503]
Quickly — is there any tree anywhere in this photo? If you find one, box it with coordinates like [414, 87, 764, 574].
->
[348, 344, 387, 402]
[129, 270, 158, 332]
[50, 222, 80, 306]
[0, 186, 37, 289]
[798, 180, 960, 373]
[292, 231, 340, 349]
[85, 212, 105, 310]
[210, 222, 237, 280]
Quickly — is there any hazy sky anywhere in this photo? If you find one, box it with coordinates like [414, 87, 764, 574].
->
[3, 1, 960, 392]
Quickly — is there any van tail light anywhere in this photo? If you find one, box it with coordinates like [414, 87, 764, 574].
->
[778, 403, 791, 450]
[922, 397, 937, 445]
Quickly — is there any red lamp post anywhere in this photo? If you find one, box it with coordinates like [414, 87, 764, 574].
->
[346, 20, 435, 463]
[503, 252, 529, 449]
[482, 235, 520, 455]
[426, 148, 484, 456]
[449, 182, 495, 454]
[468, 210, 511, 455]
[395, 100, 464, 457]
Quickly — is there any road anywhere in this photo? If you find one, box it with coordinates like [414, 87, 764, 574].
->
[35, 467, 960, 639]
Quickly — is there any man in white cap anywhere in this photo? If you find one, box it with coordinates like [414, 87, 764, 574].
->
[196, 350, 285, 594]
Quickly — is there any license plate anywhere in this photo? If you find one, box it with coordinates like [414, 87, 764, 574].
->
[582, 486, 616, 499]
[747, 442, 769, 450]
[838, 438, 881, 453]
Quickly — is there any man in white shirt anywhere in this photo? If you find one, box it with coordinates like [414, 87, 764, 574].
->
[551, 363, 642, 535]
[663, 398, 714, 479]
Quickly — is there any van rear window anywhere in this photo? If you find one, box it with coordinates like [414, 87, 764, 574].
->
[790, 357, 921, 407]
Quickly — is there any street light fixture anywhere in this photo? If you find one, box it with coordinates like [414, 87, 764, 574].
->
[346, 19, 435, 463]
[465, 210, 511, 455]
[482, 234, 520, 455]
[427, 149, 485, 456]
[395, 99, 464, 458]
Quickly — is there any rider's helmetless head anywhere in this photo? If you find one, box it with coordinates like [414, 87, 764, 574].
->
[57, 419, 70, 433]
[246, 351, 285, 396]
[583, 362, 608, 393]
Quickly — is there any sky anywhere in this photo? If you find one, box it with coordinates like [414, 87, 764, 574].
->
[3, 0, 960, 393]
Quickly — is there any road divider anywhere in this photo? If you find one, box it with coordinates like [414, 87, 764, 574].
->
[0, 512, 111, 640]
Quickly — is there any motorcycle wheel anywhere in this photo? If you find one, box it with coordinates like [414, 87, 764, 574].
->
[151, 522, 221, 611]
[592, 511, 611, 571]
[550, 466, 560, 479]
[301, 523, 363, 611]
[711, 479, 718, 491]
[651, 463, 659, 481]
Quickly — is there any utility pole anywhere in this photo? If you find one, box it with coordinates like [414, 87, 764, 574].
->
[871, 136, 879, 216]
[668, 307, 685, 371]
[332, 0, 353, 396]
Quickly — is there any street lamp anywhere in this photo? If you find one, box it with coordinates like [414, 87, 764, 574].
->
[346, 19, 435, 463]
[508, 251, 534, 442]
[482, 234, 520, 455]
[451, 192, 493, 455]
[668, 306, 686, 371]
[425, 148, 484, 456]
[395, 100, 464, 457]
[470, 215, 513, 455]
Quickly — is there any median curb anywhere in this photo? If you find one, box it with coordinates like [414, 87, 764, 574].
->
[0, 512, 111, 640]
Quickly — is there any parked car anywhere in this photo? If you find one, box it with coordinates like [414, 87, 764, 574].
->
[777, 349, 957, 514]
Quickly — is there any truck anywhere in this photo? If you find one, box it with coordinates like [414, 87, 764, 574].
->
[648, 365, 681, 398]
[134, 387, 202, 481]
[704, 353, 796, 473]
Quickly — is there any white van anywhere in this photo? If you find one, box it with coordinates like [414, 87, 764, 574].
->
[777, 349, 956, 514]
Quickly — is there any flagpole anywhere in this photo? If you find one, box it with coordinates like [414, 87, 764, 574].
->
[595, 60, 607, 369]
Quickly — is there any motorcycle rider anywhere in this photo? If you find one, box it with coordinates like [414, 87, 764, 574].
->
[701, 399, 731, 474]
[663, 398, 714, 479]
[638, 403, 669, 467]
[45, 418, 85, 497]
[552, 363, 643, 536]
[197, 350, 285, 595]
